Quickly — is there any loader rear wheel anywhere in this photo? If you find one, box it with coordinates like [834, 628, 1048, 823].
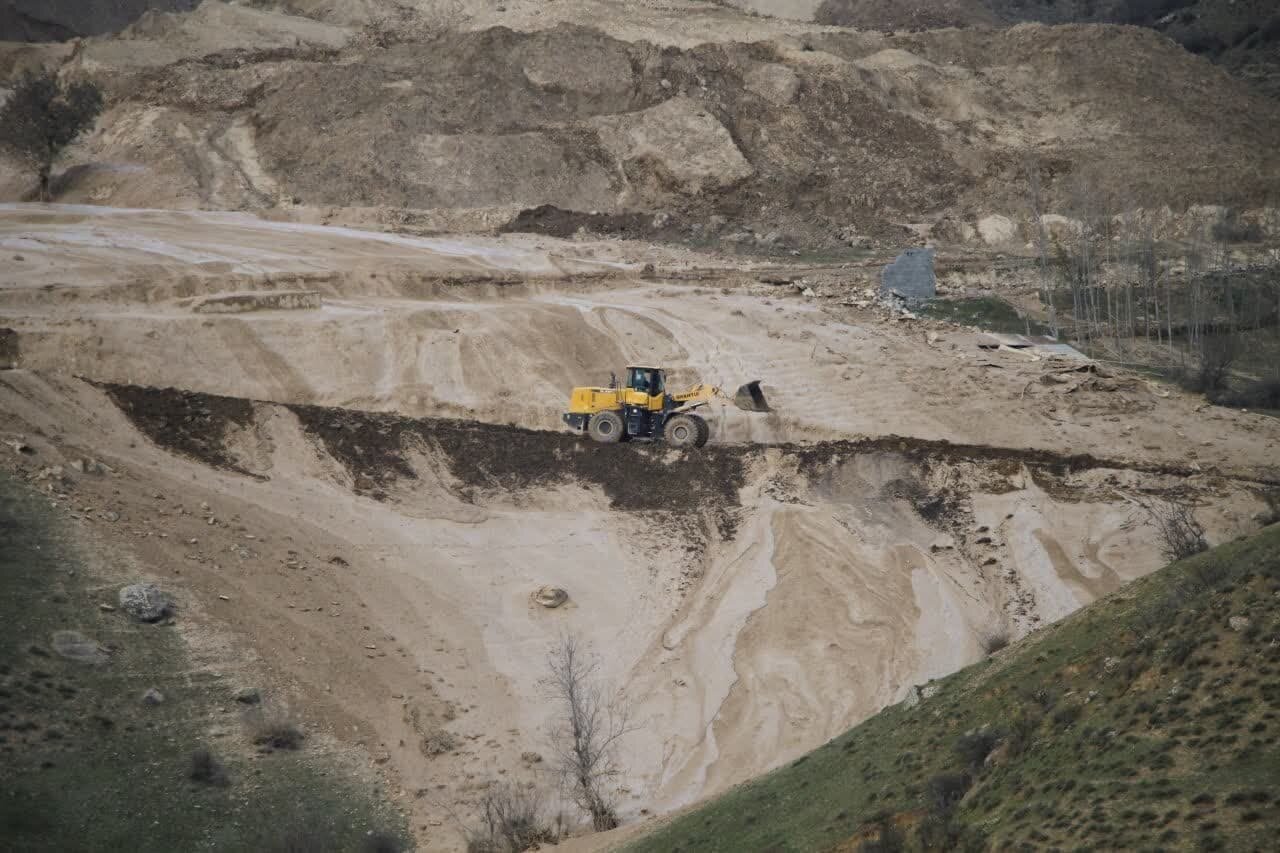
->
[689, 414, 710, 447]
[588, 411, 624, 444]
[664, 414, 699, 448]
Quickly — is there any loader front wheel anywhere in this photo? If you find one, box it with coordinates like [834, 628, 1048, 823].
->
[588, 411, 624, 444]
[689, 414, 710, 448]
[664, 414, 699, 448]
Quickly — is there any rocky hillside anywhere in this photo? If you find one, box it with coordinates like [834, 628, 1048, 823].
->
[626, 521, 1280, 852]
[2, 1, 1278, 252]
[0, 0, 200, 41]
[748, 0, 1280, 98]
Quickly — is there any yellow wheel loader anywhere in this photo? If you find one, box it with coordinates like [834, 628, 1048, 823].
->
[562, 365, 769, 447]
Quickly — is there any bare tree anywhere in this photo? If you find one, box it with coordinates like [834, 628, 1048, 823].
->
[1143, 498, 1208, 562]
[543, 633, 634, 832]
[0, 70, 103, 201]
[1025, 157, 1058, 338]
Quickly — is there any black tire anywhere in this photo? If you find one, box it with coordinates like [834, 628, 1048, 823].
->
[664, 414, 699, 448]
[588, 410, 624, 444]
[689, 414, 710, 447]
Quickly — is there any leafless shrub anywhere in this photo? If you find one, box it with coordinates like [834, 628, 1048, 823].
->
[465, 782, 564, 853]
[979, 628, 1010, 656]
[188, 746, 229, 786]
[245, 704, 305, 751]
[1145, 499, 1209, 562]
[1197, 334, 1239, 395]
[1214, 374, 1280, 410]
[543, 633, 636, 832]
[954, 730, 1002, 770]
[1211, 211, 1263, 244]
[421, 728, 458, 756]
[926, 772, 972, 814]
[857, 821, 906, 852]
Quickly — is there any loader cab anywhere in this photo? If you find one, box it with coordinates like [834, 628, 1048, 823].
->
[626, 366, 665, 398]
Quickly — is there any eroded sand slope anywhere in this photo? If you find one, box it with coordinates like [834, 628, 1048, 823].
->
[2, 210, 1278, 849]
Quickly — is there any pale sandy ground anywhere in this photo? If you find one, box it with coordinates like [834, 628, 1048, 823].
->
[2, 206, 1277, 850]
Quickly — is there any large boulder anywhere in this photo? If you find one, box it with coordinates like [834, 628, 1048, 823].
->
[118, 582, 175, 622]
[533, 586, 569, 609]
[592, 97, 755, 196]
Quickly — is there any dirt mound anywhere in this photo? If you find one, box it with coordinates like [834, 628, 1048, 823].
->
[287, 398, 751, 518]
[8, 10, 1278, 247]
[101, 382, 259, 475]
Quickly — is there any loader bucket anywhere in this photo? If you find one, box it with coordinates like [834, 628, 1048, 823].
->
[733, 380, 770, 413]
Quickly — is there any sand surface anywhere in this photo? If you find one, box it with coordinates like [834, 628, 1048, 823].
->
[2, 206, 1276, 850]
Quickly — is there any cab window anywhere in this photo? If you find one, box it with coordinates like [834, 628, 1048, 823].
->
[628, 368, 663, 395]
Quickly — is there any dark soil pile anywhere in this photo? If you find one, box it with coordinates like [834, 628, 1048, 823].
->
[288, 402, 753, 514]
[100, 383, 258, 476]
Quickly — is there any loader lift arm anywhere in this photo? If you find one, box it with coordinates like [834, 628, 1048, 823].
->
[671, 381, 770, 413]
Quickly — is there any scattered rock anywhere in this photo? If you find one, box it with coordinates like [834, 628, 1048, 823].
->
[98, 603, 115, 612]
[50, 630, 109, 664]
[118, 583, 176, 622]
[141, 687, 165, 706]
[533, 586, 568, 608]
[234, 687, 262, 705]
[1229, 616, 1251, 632]
[521, 751, 543, 764]
[1103, 656, 1120, 674]
[6, 439, 34, 455]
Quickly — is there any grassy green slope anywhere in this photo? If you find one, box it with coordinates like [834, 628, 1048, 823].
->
[627, 524, 1280, 853]
[0, 474, 409, 852]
